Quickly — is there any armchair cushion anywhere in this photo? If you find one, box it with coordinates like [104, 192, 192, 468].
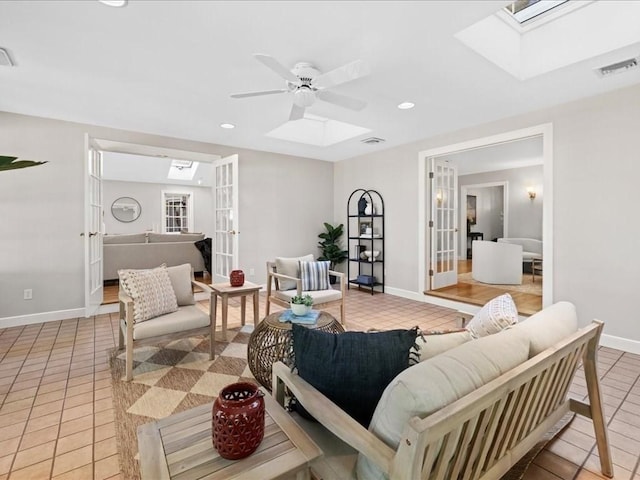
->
[275, 254, 314, 290]
[292, 325, 419, 427]
[466, 293, 518, 339]
[166, 263, 196, 306]
[274, 288, 342, 304]
[300, 260, 330, 291]
[118, 264, 178, 323]
[132, 305, 210, 340]
[415, 328, 473, 361]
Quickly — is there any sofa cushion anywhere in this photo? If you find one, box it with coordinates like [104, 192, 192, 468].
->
[147, 232, 205, 243]
[118, 264, 178, 323]
[275, 254, 314, 290]
[103, 233, 147, 245]
[300, 260, 330, 291]
[415, 328, 473, 361]
[132, 305, 210, 340]
[513, 301, 578, 358]
[358, 326, 530, 480]
[292, 325, 419, 427]
[166, 263, 195, 306]
[466, 293, 519, 339]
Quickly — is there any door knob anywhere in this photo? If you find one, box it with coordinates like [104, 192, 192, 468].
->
[89, 232, 99, 237]
[228, 230, 236, 235]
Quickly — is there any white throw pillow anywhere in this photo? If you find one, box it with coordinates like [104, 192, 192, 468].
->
[119, 264, 178, 323]
[166, 263, 195, 306]
[357, 327, 530, 480]
[514, 301, 578, 358]
[466, 293, 518, 339]
[415, 328, 473, 361]
[275, 254, 314, 290]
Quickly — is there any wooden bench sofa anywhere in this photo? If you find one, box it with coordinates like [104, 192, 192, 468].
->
[272, 301, 613, 480]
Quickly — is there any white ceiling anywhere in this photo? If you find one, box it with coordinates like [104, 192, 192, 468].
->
[1, 1, 639, 162]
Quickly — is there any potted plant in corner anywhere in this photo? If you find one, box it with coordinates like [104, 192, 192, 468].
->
[290, 294, 313, 316]
[317, 222, 348, 284]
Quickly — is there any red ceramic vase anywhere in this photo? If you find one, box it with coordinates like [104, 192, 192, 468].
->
[229, 269, 245, 287]
[212, 382, 265, 460]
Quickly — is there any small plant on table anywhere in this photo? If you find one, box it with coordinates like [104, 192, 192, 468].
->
[290, 294, 313, 315]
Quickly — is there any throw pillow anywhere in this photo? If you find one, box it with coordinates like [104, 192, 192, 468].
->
[275, 254, 314, 290]
[299, 260, 330, 291]
[466, 293, 518, 339]
[166, 263, 195, 306]
[118, 264, 178, 323]
[415, 328, 473, 361]
[291, 324, 419, 427]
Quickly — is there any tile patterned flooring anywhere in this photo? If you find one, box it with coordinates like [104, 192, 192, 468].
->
[0, 289, 639, 479]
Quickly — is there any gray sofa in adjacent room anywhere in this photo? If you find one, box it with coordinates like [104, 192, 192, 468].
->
[103, 232, 206, 281]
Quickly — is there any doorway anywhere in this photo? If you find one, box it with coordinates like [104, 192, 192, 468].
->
[417, 124, 552, 314]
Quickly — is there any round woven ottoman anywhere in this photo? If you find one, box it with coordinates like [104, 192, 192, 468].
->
[247, 311, 345, 390]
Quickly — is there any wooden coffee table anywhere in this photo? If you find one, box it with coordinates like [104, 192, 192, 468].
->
[137, 388, 322, 480]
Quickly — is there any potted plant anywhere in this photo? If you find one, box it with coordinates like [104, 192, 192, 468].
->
[290, 294, 313, 316]
[0, 155, 47, 172]
[318, 222, 348, 283]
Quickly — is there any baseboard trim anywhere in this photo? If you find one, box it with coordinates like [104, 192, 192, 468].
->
[0, 308, 86, 328]
[600, 334, 640, 355]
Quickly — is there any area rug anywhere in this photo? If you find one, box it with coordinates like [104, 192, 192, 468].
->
[458, 271, 543, 296]
[110, 328, 570, 480]
[109, 325, 256, 480]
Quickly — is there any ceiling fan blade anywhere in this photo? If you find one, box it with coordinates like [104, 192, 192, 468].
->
[313, 59, 370, 89]
[289, 104, 305, 121]
[316, 90, 367, 111]
[230, 89, 288, 99]
[254, 54, 300, 84]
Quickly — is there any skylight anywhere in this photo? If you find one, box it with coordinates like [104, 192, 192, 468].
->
[168, 160, 198, 180]
[504, 0, 569, 24]
[265, 114, 371, 147]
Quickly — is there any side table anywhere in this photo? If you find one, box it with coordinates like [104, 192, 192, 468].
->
[137, 388, 322, 479]
[248, 311, 345, 390]
[210, 281, 261, 347]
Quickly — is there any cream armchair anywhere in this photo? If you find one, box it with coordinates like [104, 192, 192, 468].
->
[117, 263, 215, 381]
[265, 256, 346, 324]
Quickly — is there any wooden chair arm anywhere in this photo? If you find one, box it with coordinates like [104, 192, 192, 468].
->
[272, 361, 395, 475]
[191, 279, 212, 293]
[118, 290, 133, 305]
[268, 271, 300, 284]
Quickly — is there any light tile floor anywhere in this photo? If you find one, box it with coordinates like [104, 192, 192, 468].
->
[0, 289, 638, 479]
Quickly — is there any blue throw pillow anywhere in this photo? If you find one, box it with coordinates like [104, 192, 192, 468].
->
[291, 324, 418, 427]
[299, 260, 330, 291]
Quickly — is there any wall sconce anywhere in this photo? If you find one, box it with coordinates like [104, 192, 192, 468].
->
[436, 190, 443, 206]
[527, 187, 536, 200]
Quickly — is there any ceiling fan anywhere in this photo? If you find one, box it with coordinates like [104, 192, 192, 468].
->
[231, 54, 370, 121]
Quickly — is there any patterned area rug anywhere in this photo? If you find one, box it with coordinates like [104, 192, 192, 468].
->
[110, 326, 569, 480]
[109, 326, 256, 480]
[458, 271, 543, 296]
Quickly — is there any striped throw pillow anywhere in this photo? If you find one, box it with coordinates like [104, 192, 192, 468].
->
[299, 260, 330, 291]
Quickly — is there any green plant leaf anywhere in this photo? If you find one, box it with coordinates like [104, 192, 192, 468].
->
[0, 156, 47, 171]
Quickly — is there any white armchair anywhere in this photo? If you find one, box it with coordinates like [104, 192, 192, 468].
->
[265, 255, 346, 324]
[472, 240, 523, 285]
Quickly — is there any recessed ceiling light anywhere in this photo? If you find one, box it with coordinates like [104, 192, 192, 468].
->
[98, 0, 128, 7]
[397, 102, 415, 110]
[220, 123, 235, 129]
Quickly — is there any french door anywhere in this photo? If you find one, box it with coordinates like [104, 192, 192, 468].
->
[84, 142, 103, 316]
[429, 157, 458, 289]
[213, 155, 239, 283]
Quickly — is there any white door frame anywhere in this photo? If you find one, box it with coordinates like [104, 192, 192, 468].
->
[212, 154, 239, 283]
[460, 181, 509, 259]
[418, 123, 553, 307]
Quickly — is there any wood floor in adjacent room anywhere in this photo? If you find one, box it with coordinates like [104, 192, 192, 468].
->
[1, 290, 635, 479]
[427, 260, 543, 316]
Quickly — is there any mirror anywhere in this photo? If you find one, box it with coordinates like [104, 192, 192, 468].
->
[111, 197, 141, 223]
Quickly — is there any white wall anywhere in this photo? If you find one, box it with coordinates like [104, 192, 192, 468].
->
[0, 112, 333, 320]
[335, 83, 640, 344]
[461, 164, 543, 239]
[103, 180, 213, 236]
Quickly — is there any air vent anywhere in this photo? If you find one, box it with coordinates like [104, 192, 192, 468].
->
[597, 57, 638, 77]
[0, 48, 14, 67]
[361, 137, 386, 145]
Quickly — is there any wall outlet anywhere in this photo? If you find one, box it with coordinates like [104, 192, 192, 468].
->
[24, 289, 33, 300]
[249, 268, 255, 276]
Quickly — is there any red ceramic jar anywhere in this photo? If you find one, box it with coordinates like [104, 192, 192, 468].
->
[212, 382, 265, 460]
[229, 269, 245, 287]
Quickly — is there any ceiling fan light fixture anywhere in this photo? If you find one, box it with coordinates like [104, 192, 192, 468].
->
[293, 87, 316, 108]
[397, 101, 415, 110]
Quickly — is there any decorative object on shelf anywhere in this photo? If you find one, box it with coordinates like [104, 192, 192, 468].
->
[364, 250, 380, 262]
[290, 294, 313, 316]
[229, 269, 245, 287]
[347, 189, 385, 294]
[212, 382, 265, 460]
[0, 155, 47, 172]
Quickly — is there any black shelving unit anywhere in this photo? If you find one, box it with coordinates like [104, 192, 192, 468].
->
[347, 189, 384, 295]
